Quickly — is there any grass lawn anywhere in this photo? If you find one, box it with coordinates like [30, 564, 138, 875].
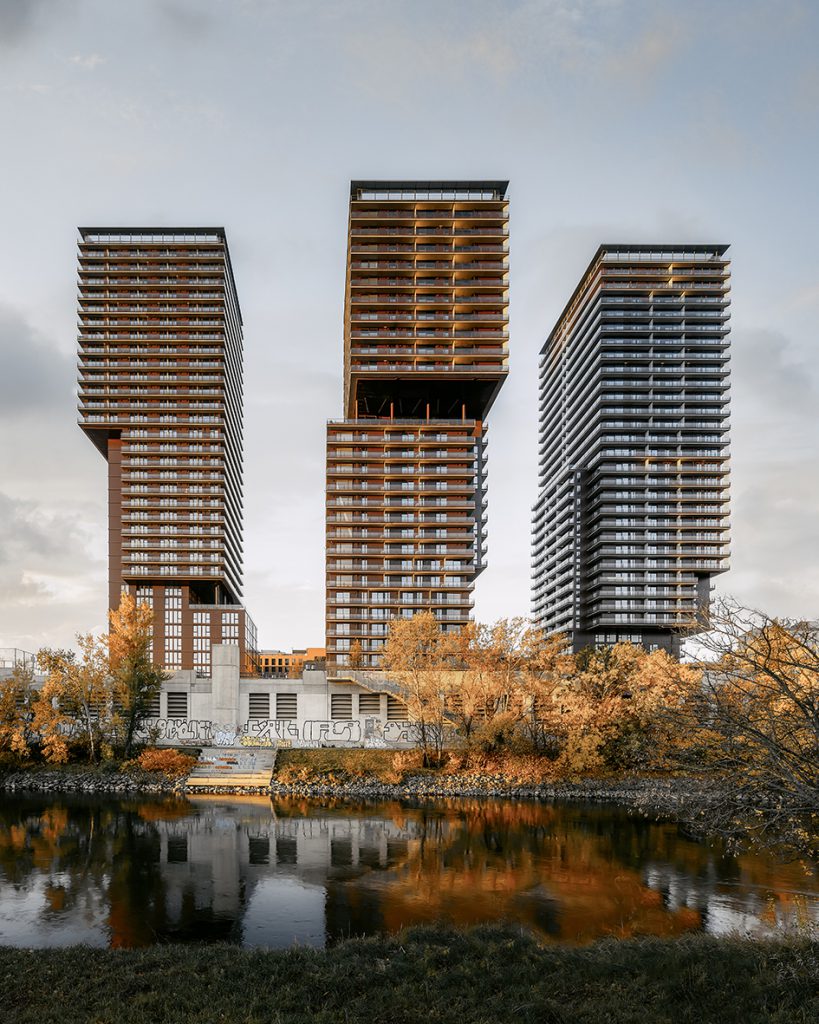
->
[0, 926, 816, 1024]
[274, 746, 415, 783]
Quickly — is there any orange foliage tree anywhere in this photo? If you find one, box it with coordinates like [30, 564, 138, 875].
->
[382, 612, 700, 776]
[381, 611, 455, 766]
[348, 639, 364, 671]
[32, 594, 165, 763]
[540, 644, 701, 774]
[451, 619, 567, 760]
[0, 661, 36, 758]
[37, 637, 111, 763]
[107, 593, 166, 757]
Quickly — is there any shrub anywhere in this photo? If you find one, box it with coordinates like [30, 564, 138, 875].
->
[0, 750, 27, 770]
[388, 748, 424, 780]
[128, 747, 197, 777]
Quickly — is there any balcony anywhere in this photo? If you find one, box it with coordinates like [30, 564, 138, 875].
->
[351, 362, 507, 375]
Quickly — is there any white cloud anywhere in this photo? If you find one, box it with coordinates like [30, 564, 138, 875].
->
[69, 53, 107, 71]
[0, 491, 106, 650]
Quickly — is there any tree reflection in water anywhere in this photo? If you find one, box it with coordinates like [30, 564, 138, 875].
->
[0, 795, 816, 949]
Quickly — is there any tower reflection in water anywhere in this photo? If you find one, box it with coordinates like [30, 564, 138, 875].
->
[0, 795, 816, 949]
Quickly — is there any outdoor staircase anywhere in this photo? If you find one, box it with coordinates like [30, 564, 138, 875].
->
[185, 746, 277, 791]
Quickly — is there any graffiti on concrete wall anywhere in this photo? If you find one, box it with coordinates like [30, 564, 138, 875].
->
[243, 719, 300, 744]
[137, 716, 424, 748]
[304, 719, 362, 745]
[212, 726, 239, 747]
[363, 717, 387, 748]
[242, 719, 364, 747]
[383, 721, 422, 744]
[364, 717, 383, 740]
[136, 719, 214, 745]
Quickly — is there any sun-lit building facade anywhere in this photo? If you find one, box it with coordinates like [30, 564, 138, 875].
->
[258, 647, 326, 678]
[326, 180, 510, 669]
[77, 227, 258, 675]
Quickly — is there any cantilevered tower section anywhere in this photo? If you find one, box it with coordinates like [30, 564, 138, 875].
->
[77, 227, 258, 676]
[531, 244, 731, 654]
[326, 180, 510, 669]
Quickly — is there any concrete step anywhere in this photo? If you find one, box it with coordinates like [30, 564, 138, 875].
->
[187, 772, 274, 780]
[185, 745, 277, 790]
[187, 777, 272, 789]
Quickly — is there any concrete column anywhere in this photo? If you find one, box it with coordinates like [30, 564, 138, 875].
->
[211, 643, 241, 739]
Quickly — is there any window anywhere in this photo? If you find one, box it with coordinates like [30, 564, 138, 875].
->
[276, 693, 297, 720]
[167, 691, 188, 719]
[167, 836, 188, 863]
[193, 611, 211, 676]
[146, 690, 161, 717]
[331, 694, 353, 720]
[136, 586, 154, 662]
[222, 610, 239, 644]
[164, 587, 182, 671]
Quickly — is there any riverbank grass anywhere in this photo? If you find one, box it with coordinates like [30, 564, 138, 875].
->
[273, 747, 587, 785]
[272, 747, 676, 789]
[274, 746, 418, 783]
[1, 926, 816, 1024]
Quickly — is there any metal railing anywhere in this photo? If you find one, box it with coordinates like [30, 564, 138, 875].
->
[0, 649, 37, 671]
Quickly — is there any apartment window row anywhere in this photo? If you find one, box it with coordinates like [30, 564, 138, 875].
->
[222, 610, 239, 644]
[135, 586, 154, 661]
[164, 586, 182, 670]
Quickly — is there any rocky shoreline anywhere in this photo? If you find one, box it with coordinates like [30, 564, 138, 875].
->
[270, 774, 717, 819]
[0, 766, 182, 795]
[0, 764, 713, 816]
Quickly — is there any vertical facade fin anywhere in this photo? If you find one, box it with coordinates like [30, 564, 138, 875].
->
[326, 181, 510, 670]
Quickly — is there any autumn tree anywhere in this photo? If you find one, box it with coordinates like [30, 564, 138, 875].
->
[526, 642, 700, 774]
[32, 595, 165, 763]
[37, 638, 112, 763]
[671, 599, 819, 854]
[515, 628, 574, 755]
[0, 661, 36, 757]
[107, 593, 166, 758]
[451, 618, 546, 759]
[446, 620, 494, 753]
[348, 639, 364, 671]
[381, 611, 455, 766]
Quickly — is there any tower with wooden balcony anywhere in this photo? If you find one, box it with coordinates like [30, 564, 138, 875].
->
[531, 244, 731, 654]
[77, 227, 258, 676]
[326, 181, 510, 669]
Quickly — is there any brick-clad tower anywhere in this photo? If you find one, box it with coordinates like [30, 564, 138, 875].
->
[326, 181, 510, 670]
[77, 227, 257, 675]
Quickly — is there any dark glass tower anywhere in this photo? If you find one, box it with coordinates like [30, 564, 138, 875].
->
[531, 244, 731, 654]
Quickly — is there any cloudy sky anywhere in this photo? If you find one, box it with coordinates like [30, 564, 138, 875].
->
[1, 0, 818, 653]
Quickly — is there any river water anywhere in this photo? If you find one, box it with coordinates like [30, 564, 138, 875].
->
[0, 793, 816, 948]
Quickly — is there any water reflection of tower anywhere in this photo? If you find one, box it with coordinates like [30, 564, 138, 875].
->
[269, 810, 414, 944]
[108, 799, 274, 946]
[6, 798, 816, 949]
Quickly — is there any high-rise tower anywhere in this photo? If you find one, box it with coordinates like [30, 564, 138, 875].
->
[531, 244, 731, 654]
[77, 227, 257, 675]
[326, 181, 510, 669]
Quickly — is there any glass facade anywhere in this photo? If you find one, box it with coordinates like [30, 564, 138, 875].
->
[531, 245, 731, 654]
